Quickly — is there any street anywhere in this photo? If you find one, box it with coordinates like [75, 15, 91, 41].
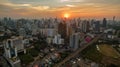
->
[54, 33, 103, 67]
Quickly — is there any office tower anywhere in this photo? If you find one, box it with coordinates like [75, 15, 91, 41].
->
[93, 21, 100, 33]
[53, 34, 64, 45]
[103, 18, 107, 28]
[86, 21, 90, 32]
[47, 29, 56, 37]
[58, 21, 67, 38]
[81, 20, 90, 32]
[66, 20, 75, 38]
[31, 22, 38, 35]
[113, 16, 116, 25]
[5, 36, 25, 53]
[4, 38, 22, 67]
[0, 26, 5, 32]
[69, 33, 80, 51]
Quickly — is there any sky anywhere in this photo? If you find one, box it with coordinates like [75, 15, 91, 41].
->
[0, 0, 120, 19]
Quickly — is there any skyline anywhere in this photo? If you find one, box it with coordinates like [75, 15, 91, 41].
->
[0, 0, 120, 20]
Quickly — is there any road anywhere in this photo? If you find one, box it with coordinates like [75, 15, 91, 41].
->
[54, 34, 103, 67]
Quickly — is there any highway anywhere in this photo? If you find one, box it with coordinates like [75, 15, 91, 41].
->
[54, 33, 103, 67]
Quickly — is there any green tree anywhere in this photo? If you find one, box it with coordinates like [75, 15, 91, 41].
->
[28, 48, 39, 57]
[19, 54, 34, 65]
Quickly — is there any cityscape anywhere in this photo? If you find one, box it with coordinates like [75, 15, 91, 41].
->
[0, 0, 120, 67]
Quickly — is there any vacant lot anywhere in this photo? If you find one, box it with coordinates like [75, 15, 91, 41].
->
[98, 44, 120, 58]
[81, 45, 103, 63]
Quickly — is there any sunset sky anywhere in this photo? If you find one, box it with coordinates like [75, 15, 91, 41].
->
[0, 0, 120, 19]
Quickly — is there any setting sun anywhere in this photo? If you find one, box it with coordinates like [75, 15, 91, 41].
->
[64, 13, 70, 18]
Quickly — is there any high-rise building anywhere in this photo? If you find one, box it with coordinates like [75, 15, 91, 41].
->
[39, 28, 57, 37]
[93, 21, 100, 33]
[4, 36, 25, 53]
[58, 21, 67, 38]
[103, 18, 107, 28]
[53, 34, 64, 45]
[69, 33, 80, 51]
[31, 22, 38, 35]
[4, 37, 23, 67]
[81, 20, 90, 32]
[18, 28, 26, 37]
[113, 16, 116, 25]
[0, 26, 5, 32]
[66, 21, 75, 37]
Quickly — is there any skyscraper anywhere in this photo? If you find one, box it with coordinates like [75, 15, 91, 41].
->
[81, 20, 90, 33]
[58, 21, 67, 38]
[103, 18, 107, 28]
[70, 33, 80, 51]
[113, 16, 116, 25]
[93, 21, 100, 33]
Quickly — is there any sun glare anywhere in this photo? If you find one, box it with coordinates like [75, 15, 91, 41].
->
[64, 13, 70, 18]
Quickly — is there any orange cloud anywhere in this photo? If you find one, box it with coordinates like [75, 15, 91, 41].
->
[0, 2, 120, 19]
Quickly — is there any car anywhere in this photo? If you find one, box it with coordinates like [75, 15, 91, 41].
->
[70, 59, 77, 64]
[76, 58, 81, 61]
